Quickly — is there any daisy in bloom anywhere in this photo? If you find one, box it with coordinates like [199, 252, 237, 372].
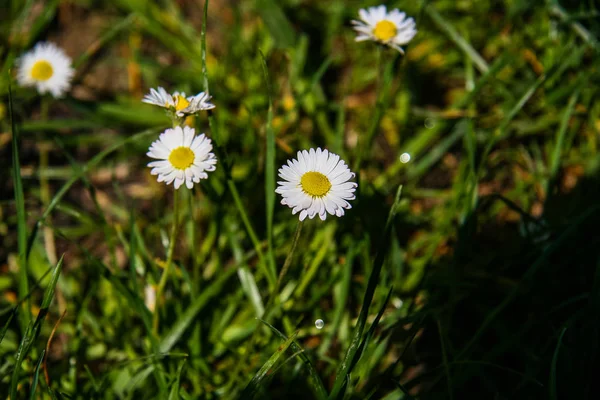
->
[352, 5, 417, 53]
[147, 126, 217, 189]
[276, 148, 357, 221]
[16, 42, 74, 97]
[142, 87, 215, 117]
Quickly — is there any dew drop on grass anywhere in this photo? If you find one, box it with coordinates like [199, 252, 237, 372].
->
[400, 153, 411, 163]
[315, 319, 324, 329]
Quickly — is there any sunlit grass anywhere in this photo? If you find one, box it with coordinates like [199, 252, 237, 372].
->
[1, 0, 600, 399]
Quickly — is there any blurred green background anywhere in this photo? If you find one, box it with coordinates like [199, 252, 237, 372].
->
[1, 0, 600, 398]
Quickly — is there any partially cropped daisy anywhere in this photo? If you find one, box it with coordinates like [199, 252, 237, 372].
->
[276, 148, 357, 221]
[142, 87, 215, 117]
[352, 5, 417, 53]
[17, 42, 74, 97]
[147, 126, 217, 189]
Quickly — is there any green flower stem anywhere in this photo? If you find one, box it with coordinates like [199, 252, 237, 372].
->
[39, 97, 57, 265]
[153, 187, 180, 332]
[353, 47, 397, 174]
[273, 220, 303, 303]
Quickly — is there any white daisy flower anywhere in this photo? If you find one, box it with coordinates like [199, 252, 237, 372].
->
[352, 5, 417, 53]
[275, 148, 357, 221]
[16, 42, 74, 97]
[147, 126, 217, 190]
[142, 87, 215, 117]
[177, 91, 215, 116]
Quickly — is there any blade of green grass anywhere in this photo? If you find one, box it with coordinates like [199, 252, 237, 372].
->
[1, 308, 16, 344]
[259, 320, 328, 400]
[159, 267, 237, 353]
[437, 318, 454, 400]
[10, 321, 34, 399]
[425, 4, 488, 73]
[548, 86, 581, 187]
[9, 82, 31, 330]
[255, 0, 295, 48]
[329, 185, 403, 399]
[549, 327, 567, 400]
[260, 51, 278, 284]
[349, 287, 393, 372]
[29, 349, 46, 400]
[239, 331, 298, 399]
[10, 256, 63, 400]
[227, 221, 265, 316]
[549, 2, 600, 51]
[319, 242, 361, 355]
[168, 360, 187, 400]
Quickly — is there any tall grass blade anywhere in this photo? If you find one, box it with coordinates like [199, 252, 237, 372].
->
[10, 256, 63, 399]
[0, 308, 16, 344]
[255, 0, 295, 48]
[425, 5, 488, 73]
[260, 51, 277, 283]
[349, 287, 393, 372]
[29, 349, 46, 400]
[329, 185, 403, 399]
[168, 360, 186, 400]
[259, 320, 328, 400]
[550, 327, 567, 400]
[240, 331, 298, 398]
[159, 267, 237, 352]
[9, 82, 31, 330]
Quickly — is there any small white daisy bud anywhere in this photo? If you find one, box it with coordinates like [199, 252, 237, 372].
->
[142, 87, 215, 117]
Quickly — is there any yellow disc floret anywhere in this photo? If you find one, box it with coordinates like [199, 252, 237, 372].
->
[169, 147, 195, 170]
[174, 95, 190, 112]
[373, 20, 397, 41]
[301, 171, 332, 197]
[31, 60, 54, 81]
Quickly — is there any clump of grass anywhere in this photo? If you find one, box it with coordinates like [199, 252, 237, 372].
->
[1, 0, 600, 399]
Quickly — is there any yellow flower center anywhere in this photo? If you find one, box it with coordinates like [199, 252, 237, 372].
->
[300, 171, 332, 197]
[373, 20, 397, 41]
[168, 147, 195, 170]
[31, 60, 54, 81]
[173, 95, 190, 112]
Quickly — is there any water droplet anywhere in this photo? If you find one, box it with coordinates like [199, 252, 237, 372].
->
[400, 153, 411, 163]
[424, 118, 435, 129]
[392, 297, 404, 309]
[315, 319, 324, 329]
